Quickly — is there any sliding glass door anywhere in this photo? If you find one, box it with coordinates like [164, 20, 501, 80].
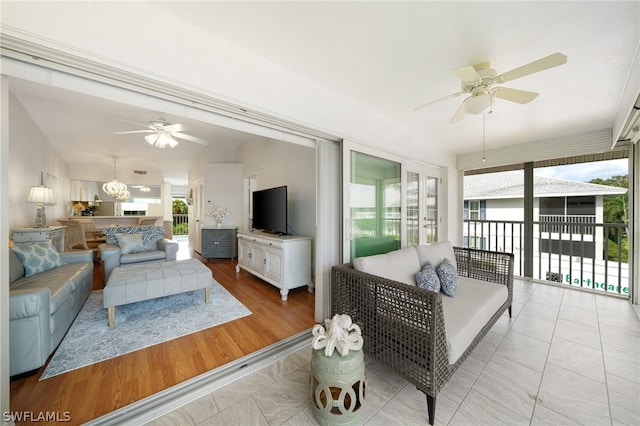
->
[343, 144, 443, 262]
[344, 147, 402, 261]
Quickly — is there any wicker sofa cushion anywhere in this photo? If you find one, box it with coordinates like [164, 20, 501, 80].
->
[415, 241, 457, 271]
[353, 246, 420, 286]
[441, 276, 508, 364]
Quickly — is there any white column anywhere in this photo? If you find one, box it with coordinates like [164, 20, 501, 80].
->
[162, 181, 172, 221]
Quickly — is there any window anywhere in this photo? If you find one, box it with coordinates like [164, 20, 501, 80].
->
[469, 200, 480, 220]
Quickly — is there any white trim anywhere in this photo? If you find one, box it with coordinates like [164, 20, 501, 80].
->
[612, 38, 640, 146]
[0, 75, 12, 426]
[457, 129, 613, 171]
[315, 140, 342, 322]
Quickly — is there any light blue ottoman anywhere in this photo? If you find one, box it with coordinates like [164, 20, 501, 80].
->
[103, 259, 213, 326]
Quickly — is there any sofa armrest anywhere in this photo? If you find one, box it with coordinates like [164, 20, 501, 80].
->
[158, 238, 179, 261]
[453, 247, 514, 301]
[99, 243, 121, 281]
[10, 286, 51, 320]
[10, 286, 51, 375]
[453, 247, 513, 285]
[60, 250, 93, 265]
[331, 263, 449, 393]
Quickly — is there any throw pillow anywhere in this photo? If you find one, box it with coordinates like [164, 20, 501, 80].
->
[437, 258, 458, 297]
[115, 233, 147, 254]
[103, 225, 165, 248]
[11, 240, 65, 277]
[415, 261, 440, 292]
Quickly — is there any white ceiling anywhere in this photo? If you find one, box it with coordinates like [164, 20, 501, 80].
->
[8, 1, 640, 184]
[9, 78, 257, 185]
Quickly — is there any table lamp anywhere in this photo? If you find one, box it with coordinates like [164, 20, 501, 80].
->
[26, 185, 54, 228]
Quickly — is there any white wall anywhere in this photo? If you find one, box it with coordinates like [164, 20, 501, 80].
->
[203, 163, 243, 228]
[8, 93, 70, 228]
[486, 199, 524, 221]
[238, 138, 316, 239]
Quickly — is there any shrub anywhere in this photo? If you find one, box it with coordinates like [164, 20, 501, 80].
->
[173, 222, 189, 235]
[606, 239, 628, 263]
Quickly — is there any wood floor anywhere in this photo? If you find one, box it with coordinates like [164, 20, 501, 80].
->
[9, 256, 316, 425]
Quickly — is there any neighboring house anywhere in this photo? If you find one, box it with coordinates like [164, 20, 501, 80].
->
[463, 171, 627, 262]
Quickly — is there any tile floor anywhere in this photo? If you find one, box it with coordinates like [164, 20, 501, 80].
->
[148, 279, 640, 425]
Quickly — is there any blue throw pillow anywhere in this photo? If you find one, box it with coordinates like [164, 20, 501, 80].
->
[11, 240, 65, 277]
[437, 258, 458, 297]
[415, 261, 440, 292]
[115, 233, 147, 254]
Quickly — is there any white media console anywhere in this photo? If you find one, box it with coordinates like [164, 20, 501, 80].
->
[236, 230, 312, 301]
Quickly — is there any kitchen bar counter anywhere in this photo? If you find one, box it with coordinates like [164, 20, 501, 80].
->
[68, 216, 162, 228]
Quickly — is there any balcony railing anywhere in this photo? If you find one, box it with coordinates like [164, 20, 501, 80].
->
[173, 214, 189, 235]
[464, 219, 629, 297]
[539, 214, 596, 234]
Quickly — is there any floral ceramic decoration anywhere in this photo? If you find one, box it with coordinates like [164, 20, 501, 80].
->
[206, 204, 230, 226]
[311, 314, 363, 357]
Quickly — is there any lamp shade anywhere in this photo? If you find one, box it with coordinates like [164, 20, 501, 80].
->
[26, 186, 54, 204]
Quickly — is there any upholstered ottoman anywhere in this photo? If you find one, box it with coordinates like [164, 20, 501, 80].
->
[103, 259, 213, 327]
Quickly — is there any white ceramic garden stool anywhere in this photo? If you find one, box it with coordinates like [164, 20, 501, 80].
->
[310, 348, 366, 426]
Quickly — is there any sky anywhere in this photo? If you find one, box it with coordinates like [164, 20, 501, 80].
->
[534, 159, 628, 183]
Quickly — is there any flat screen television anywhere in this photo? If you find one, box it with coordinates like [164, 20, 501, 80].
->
[252, 185, 288, 235]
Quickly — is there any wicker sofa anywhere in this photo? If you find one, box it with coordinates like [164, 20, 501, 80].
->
[331, 241, 513, 425]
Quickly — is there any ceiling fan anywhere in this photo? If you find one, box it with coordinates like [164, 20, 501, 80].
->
[115, 118, 209, 148]
[130, 184, 151, 192]
[414, 52, 567, 123]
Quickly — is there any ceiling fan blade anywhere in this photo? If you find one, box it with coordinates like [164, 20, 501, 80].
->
[492, 87, 539, 104]
[451, 65, 481, 82]
[117, 118, 155, 130]
[449, 101, 467, 123]
[413, 92, 464, 111]
[172, 132, 210, 146]
[164, 123, 184, 133]
[496, 52, 567, 83]
[114, 130, 154, 134]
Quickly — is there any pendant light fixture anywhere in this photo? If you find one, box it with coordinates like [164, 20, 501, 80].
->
[103, 156, 130, 201]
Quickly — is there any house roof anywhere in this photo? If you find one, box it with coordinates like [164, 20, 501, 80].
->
[464, 171, 627, 200]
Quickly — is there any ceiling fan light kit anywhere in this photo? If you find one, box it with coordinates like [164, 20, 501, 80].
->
[464, 90, 492, 115]
[116, 117, 210, 148]
[144, 132, 179, 149]
[414, 52, 567, 122]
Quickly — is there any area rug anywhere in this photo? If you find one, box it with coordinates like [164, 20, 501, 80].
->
[40, 283, 252, 380]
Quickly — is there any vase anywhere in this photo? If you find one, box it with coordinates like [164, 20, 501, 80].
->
[310, 348, 366, 425]
[217, 220, 223, 227]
